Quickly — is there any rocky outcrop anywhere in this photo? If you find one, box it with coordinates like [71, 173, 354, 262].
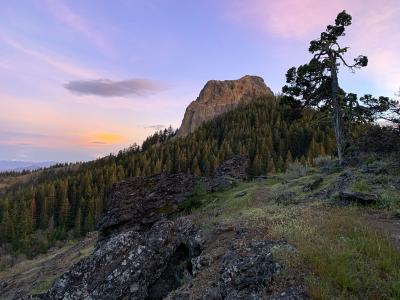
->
[27, 157, 250, 300]
[27, 155, 303, 299]
[39, 218, 198, 300]
[213, 155, 249, 181]
[97, 173, 199, 239]
[99, 155, 249, 239]
[178, 76, 274, 136]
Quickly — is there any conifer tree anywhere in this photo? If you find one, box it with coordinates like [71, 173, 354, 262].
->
[283, 10, 399, 163]
[282, 11, 367, 164]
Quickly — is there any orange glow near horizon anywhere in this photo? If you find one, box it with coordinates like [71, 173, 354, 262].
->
[88, 133, 126, 146]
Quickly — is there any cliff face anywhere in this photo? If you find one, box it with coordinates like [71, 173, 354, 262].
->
[177, 75, 274, 136]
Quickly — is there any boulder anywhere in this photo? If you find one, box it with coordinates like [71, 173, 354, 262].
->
[32, 218, 198, 300]
[235, 191, 247, 198]
[217, 241, 278, 299]
[339, 191, 379, 204]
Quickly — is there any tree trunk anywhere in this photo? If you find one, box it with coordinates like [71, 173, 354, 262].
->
[330, 59, 344, 165]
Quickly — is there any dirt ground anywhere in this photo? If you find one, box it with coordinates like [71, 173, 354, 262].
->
[365, 213, 400, 250]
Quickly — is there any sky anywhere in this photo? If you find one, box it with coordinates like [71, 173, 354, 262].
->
[0, 0, 399, 162]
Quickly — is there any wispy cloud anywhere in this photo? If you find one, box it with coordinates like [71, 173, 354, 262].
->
[143, 124, 166, 130]
[64, 78, 165, 97]
[43, 0, 110, 54]
[2, 35, 99, 78]
[0, 59, 12, 71]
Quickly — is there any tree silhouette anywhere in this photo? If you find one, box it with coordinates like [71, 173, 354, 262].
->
[283, 10, 368, 164]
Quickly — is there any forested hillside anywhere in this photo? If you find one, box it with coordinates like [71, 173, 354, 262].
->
[0, 95, 336, 257]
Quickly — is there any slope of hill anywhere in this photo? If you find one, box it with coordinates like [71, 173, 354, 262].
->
[3, 155, 399, 299]
[0, 89, 336, 259]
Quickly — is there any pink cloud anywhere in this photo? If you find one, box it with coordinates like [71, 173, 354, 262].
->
[224, 0, 400, 93]
[225, 0, 351, 39]
[350, 3, 400, 93]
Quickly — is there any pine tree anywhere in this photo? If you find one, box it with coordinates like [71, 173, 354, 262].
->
[285, 150, 293, 167]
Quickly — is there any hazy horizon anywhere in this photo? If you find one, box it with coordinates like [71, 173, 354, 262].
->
[1, 0, 399, 162]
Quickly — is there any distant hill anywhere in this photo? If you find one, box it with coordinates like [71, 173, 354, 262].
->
[0, 161, 56, 172]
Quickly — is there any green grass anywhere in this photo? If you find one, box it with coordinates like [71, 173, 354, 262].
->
[351, 179, 372, 193]
[268, 207, 400, 299]
[181, 163, 400, 299]
[377, 191, 400, 210]
[31, 276, 56, 295]
[183, 181, 265, 225]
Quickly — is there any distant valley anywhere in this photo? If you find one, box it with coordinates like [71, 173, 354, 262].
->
[0, 161, 56, 172]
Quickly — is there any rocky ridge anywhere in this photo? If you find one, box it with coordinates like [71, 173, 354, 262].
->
[24, 156, 304, 300]
[178, 76, 274, 136]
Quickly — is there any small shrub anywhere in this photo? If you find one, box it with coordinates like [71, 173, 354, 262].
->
[31, 276, 56, 295]
[0, 253, 13, 271]
[371, 174, 390, 185]
[285, 162, 309, 179]
[354, 125, 400, 154]
[313, 155, 332, 168]
[378, 191, 400, 210]
[181, 182, 208, 213]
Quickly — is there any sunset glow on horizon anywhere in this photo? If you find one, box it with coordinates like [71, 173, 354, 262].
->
[1, 0, 399, 162]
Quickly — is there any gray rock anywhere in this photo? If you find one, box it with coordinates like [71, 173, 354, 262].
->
[302, 177, 323, 192]
[235, 191, 247, 198]
[33, 218, 196, 300]
[276, 191, 296, 204]
[98, 156, 249, 240]
[217, 241, 278, 299]
[340, 191, 379, 204]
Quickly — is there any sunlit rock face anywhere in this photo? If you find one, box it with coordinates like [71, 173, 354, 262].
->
[178, 75, 274, 136]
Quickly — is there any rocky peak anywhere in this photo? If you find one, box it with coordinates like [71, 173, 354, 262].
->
[178, 75, 274, 136]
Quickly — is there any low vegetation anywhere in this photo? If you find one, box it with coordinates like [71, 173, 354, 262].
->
[183, 156, 400, 299]
[0, 233, 96, 298]
[2, 154, 399, 299]
[271, 207, 400, 299]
